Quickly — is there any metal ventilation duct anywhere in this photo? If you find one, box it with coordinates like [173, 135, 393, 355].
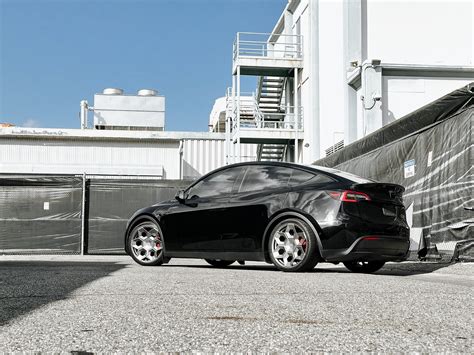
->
[103, 88, 124, 95]
[137, 89, 157, 96]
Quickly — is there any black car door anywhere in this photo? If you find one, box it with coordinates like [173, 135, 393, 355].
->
[162, 166, 245, 258]
[224, 165, 294, 257]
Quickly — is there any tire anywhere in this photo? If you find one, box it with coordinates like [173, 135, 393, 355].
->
[268, 217, 319, 272]
[204, 259, 235, 267]
[127, 218, 164, 266]
[343, 261, 385, 273]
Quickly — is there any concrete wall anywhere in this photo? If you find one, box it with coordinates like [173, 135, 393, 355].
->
[381, 77, 474, 125]
[285, 0, 474, 162]
[366, 1, 473, 66]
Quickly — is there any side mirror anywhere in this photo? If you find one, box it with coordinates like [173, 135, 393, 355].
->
[175, 190, 187, 203]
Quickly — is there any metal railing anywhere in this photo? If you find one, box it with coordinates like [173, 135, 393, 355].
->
[233, 32, 303, 61]
[231, 106, 303, 131]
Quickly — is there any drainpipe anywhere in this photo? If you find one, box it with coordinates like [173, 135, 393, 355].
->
[178, 140, 184, 179]
[81, 172, 86, 255]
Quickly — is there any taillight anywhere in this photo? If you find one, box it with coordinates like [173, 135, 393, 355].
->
[362, 236, 380, 240]
[328, 190, 371, 202]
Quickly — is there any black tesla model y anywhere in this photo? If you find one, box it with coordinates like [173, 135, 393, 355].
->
[125, 162, 409, 273]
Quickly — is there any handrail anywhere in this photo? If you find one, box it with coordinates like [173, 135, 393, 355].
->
[237, 31, 302, 38]
[231, 107, 304, 131]
[233, 32, 303, 61]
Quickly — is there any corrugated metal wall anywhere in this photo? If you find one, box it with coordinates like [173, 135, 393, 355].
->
[0, 138, 180, 178]
[0, 136, 258, 180]
[182, 139, 257, 179]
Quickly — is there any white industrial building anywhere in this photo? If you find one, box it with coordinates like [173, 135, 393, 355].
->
[1, 0, 474, 177]
[212, 0, 474, 164]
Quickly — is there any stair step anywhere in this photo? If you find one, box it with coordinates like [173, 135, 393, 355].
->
[262, 78, 284, 83]
[260, 90, 281, 94]
[261, 86, 283, 92]
[260, 93, 281, 98]
[262, 83, 283, 88]
[259, 106, 280, 110]
[262, 146, 285, 150]
[262, 148, 284, 151]
[259, 98, 280, 103]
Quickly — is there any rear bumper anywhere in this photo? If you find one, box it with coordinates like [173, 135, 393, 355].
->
[322, 236, 410, 262]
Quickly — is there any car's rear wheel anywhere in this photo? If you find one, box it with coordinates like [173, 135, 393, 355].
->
[127, 219, 164, 266]
[268, 218, 319, 272]
[343, 261, 385, 273]
[204, 259, 235, 267]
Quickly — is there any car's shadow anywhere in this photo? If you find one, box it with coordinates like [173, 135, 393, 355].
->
[163, 261, 454, 276]
[0, 261, 126, 326]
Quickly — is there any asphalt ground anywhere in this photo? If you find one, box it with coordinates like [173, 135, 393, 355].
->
[0, 255, 472, 353]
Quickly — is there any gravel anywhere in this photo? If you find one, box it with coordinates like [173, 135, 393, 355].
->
[0, 256, 472, 353]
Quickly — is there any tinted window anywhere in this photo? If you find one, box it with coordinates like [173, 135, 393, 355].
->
[187, 167, 243, 198]
[289, 169, 334, 186]
[310, 165, 374, 183]
[239, 166, 293, 193]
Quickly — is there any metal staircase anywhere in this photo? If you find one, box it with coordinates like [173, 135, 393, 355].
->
[257, 143, 288, 161]
[256, 77, 288, 161]
[226, 31, 303, 164]
[257, 77, 285, 114]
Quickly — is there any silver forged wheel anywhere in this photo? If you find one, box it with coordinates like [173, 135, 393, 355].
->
[129, 221, 163, 265]
[271, 219, 309, 269]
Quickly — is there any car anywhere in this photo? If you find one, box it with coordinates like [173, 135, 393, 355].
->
[124, 161, 409, 273]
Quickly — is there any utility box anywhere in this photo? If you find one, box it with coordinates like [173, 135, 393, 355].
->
[93, 88, 165, 131]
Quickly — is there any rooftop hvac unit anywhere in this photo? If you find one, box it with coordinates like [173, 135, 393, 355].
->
[93, 88, 165, 131]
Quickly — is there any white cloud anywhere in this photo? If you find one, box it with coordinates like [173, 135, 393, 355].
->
[21, 118, 40, 128]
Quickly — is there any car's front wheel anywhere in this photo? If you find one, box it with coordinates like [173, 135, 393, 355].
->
[127, 219, 164, 266]
[268, 218, 319, 272]
[343, 261, 385, 273]
[204, 259, 235, 267]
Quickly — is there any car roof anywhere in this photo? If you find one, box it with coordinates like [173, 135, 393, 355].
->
[200, 161, 373, 184]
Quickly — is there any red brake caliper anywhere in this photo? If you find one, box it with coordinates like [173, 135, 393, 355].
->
[300, 237, 307, 251]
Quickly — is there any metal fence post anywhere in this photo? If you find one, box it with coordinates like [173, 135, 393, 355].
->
[81, 172, 86, 255]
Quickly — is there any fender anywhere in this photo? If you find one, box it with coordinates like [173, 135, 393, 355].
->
[261, 209, 326, 263]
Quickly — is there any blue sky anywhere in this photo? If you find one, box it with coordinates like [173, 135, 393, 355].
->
[0, 0, 286, 131]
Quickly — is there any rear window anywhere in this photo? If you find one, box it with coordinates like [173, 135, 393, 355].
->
[289, 169, 334, 186]
[310, 165, 374, 184]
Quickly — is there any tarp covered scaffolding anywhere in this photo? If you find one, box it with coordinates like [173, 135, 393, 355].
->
[0, 176, 189, 254]
[315, 83, 474, 261]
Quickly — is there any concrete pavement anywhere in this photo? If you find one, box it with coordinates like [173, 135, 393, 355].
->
[0, 255, 472, 352]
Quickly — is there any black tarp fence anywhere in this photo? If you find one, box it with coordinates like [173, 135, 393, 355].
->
[0, 176, 190, 254]
[314, 83, 474, 261]
[87, 178, 190, 254]
[0, 176, 83, 253]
